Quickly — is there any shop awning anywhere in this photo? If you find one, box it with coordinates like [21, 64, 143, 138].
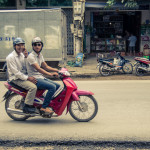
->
[85, 2, 150, 10]
[85, 2, 122, 8]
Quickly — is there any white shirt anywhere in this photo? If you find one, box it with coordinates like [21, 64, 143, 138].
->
[6, 50, 28, 81]
[128, 35, 137, 47]
[26, 51, 45, 79]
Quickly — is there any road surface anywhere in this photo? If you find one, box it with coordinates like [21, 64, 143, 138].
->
[0, 80, 150, 148]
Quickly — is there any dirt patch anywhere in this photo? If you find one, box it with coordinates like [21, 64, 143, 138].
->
[72, 74, 150, 81]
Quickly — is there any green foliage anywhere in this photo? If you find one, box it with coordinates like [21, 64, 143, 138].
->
[106, 0, 116, 5]
[124, 0, 137, 7]
[105, 0, 116, 8]
[106, 0, 138, 8]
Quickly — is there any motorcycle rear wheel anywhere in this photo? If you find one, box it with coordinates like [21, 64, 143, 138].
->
[5, 93, 29, 121]
[69, 95, 98, 122]
[99, 64, 111, 76]
[122, 63, 133, 74]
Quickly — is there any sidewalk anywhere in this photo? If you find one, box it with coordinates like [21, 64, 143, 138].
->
[65, 54, 136, 78]
[0, 55, 137, 80]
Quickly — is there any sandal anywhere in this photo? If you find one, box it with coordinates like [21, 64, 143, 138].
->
[40, 107, 54, 114]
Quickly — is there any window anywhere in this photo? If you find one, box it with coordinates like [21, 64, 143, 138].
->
[26, 0, 48, 7]
[0, 0, 16, 7]
[50, 0, 72, 6]
[26, 0, 72, 7]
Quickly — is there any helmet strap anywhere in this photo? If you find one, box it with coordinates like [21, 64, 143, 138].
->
[32, 46, 43, 54]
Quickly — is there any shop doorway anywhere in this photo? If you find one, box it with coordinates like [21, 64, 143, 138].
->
[123, 11, 141, 54]
[91, 11, 141, 54]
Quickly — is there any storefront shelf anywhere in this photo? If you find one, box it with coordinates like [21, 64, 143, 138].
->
[91, 38, 126, 52]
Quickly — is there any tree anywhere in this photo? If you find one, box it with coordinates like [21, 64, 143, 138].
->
[106, 0, 138, 8]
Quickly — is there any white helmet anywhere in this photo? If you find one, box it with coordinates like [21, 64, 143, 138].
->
[32, 37, 43, 47]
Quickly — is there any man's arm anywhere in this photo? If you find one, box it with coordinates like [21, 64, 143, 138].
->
[31, 63, 54, 77]
[7, 56, 37, 84]
[6, 57, 28, 81]
[41, 61, 59, 72]
[27, 54, 58, 77]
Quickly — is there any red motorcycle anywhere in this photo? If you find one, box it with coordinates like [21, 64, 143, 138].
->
[134, 57, 150, 76]
[3, 68, 98, 122]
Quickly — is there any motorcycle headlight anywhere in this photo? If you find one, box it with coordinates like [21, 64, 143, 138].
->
[64, 71, 70, 76]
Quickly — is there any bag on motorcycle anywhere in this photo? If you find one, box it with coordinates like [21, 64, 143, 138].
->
[113, 58, 120, 66]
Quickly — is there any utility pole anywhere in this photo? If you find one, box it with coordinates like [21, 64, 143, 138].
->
[71, 0, 86, 57]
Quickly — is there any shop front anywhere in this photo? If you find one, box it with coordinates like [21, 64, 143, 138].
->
[0, 0, 150, 57]
[85, 2, 150, 56]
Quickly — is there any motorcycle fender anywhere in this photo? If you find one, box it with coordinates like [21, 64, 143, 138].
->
[71, 91, 80, 101]
[66, 90, 94, 114]
[2, 90, 12, 102]
[72, 90, 94, 101]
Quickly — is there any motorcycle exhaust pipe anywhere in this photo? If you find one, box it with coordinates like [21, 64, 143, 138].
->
[138, 66, 148, 71]
[7, 108, 40, 117]
[102, 68, 111, 71]
[103, 69, 111, 71]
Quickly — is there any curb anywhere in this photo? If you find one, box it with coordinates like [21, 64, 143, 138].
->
[0, 72, 100, 81]
[70, 73, 100, 78]
[0, 139, 150, 148]
[0, 72, 7, 80]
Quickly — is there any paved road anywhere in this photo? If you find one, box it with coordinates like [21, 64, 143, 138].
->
[0, 80, 150, 143]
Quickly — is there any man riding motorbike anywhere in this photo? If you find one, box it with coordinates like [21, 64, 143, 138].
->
[6, 37, 37, 114]
[26, 37, 60, 114]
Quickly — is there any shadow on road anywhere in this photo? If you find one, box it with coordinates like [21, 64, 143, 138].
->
[6, 117, 77, 125]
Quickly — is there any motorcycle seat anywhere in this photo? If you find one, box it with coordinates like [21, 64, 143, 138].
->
[8, 82, 27, 92]
[98, 58, 113, 62]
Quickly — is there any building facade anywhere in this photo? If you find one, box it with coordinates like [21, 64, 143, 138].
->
[1, 0, 150, 56]
[85, 1, 150, 56]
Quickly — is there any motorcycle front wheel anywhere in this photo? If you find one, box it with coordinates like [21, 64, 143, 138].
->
[99, 64, 111, 76]
[135, 63, 145, 76]
[69, 95, 98, 122]
[122, 62, 133, 74]
[5, 93, 29, 121]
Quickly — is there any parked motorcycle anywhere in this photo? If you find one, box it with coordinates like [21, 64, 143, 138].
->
[3, 68, 98, 122]
[134, 57, 150, 76]
[97, 52, 133, 76]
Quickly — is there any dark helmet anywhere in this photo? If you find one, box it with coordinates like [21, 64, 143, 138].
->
[13, 37, 25, 47]
[32, 37, 43, 47]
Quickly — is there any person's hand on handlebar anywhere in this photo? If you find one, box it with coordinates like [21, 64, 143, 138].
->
[52, 72, 59, 78]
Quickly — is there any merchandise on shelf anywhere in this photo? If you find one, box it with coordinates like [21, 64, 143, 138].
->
[91, 38, 126, 52]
